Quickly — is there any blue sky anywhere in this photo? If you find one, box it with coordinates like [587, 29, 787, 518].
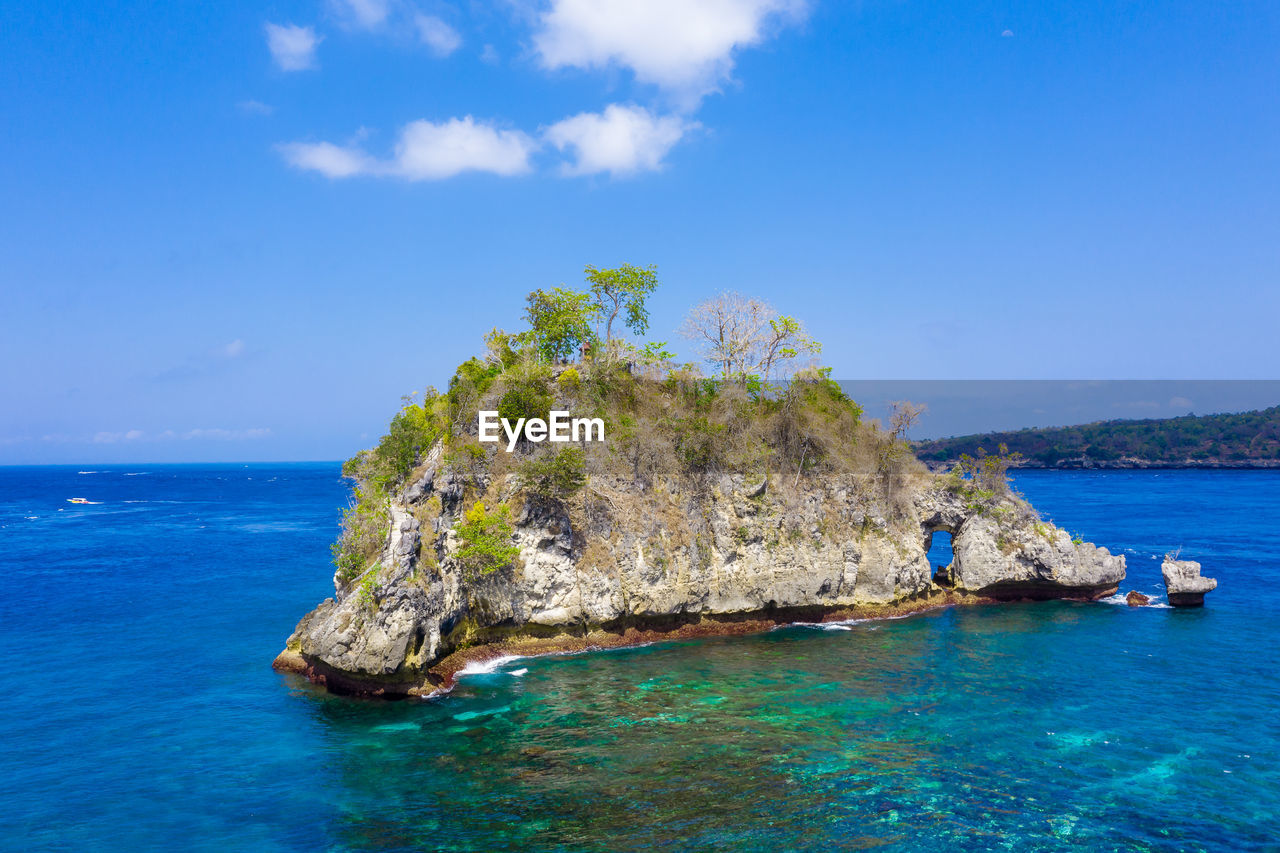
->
[2, 0, 1278, 463]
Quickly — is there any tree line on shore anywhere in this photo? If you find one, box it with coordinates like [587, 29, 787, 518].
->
[914, 407, 1280, 467]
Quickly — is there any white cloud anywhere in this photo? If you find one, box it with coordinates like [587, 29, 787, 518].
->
[92, 430, 144, 444]
[396, 117, 534, 178]
[20, 427, 271, 447]
[280, 116, 536, 180]
[183, 428, 272, 441]
[330, 1, 461, 57]
[282, 108, 695, 181]
[532, 0, 807, 104]
[222, 339, 245, 358]
[278, 141, 378, 178]
[480, 43, 500, 64]
[416, 14, 461, 56]
[544, 104, 696, 176]
[332, 0, 391, 29]
[265, 23, 321, 71]
[237, 99, 274, 116]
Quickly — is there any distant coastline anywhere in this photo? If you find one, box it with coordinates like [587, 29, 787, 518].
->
[924, 458, 1280, 471]
[915, 406, 1280, 470]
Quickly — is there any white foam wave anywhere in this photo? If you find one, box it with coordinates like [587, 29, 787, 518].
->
[454, 654, 524, 677]
[1100, 591, 1173, 609]
[77, 471, 99, 474]
[785, 619, 862, 631]
[786, 611, 923, 632]
[453, 642, 659, 683]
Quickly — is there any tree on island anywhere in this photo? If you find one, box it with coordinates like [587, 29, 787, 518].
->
[523, 287, 597, 362]
[523, 264, 662, 364]
[585, 263, 659, 349]
[679, 291, 822, 380]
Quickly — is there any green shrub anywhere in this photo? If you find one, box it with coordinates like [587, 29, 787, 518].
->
[557, 366, 581, 390]
[498, 381, 552, 425]
[341, 449, 371, 478]
[450, 357, 500, 396]
[371, 400, 442, 483]
[333, 548, 364, 584]
[455, 501, 520, 577]
[669, 415, 727, 471]
[357, 572, 378, 609]
[332, 481, 390, 585]
[447, 358, 500, 430]
[519, 446, 587, 501]
[953, 444, 1022, 500]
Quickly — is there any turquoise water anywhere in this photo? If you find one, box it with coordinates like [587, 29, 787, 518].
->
[1, 466, 1277, 850]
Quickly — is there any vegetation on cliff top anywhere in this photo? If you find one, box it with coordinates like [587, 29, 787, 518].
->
[330, 265, 981, 590]
[915, 407, 1280, 468]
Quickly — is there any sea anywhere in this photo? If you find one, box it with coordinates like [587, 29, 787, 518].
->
[0, 465, 1276, 851]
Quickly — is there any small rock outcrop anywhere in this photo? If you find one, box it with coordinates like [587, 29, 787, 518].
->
[943, 512, 1124, 601]
[1126, 590, 1151, 607]
[1162, 557, 1217, 607]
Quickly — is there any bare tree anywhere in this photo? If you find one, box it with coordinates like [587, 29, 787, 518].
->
[877, 401, 927, 512]
[888, 401, 925, 441]
[679, 292, 768, 378]
[679, 292, 822, 379]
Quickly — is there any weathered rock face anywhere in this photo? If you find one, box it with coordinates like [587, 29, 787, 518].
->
[929, 499, 1125, 601]
[1162, 557, 1217, 607]
[275, 464, 1129, 696]
[1127, 590, 1151, 607]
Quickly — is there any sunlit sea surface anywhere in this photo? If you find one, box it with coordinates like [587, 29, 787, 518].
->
[1, 465, 1276, 851]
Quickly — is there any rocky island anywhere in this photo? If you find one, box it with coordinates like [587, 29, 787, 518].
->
[1162, 556, 1218, 606]
[274, 270, 1188, 698]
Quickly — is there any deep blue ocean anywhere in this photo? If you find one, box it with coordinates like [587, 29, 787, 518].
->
[1, 465, 1276, 851]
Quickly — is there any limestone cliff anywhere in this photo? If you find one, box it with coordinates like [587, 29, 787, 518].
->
[274, 447, 1125, 697]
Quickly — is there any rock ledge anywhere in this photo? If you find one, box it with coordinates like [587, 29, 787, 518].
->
[1162, 557, 1217, 607]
